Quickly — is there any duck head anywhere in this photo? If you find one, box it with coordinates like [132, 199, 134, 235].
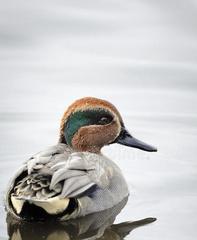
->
[59, 97, 157, 153]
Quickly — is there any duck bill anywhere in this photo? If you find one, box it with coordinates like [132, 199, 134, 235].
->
[115, 128, 157, 152]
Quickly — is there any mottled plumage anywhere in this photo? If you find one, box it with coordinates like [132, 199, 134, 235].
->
[6, 144, 128, 220]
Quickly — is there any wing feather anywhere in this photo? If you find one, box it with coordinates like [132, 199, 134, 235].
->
[61, 175, 93, 197]
[7, 144, 114, 219]
[8, 145, 112, 216]
[50, 169, 85, 189]
[49, 152, 111, 198]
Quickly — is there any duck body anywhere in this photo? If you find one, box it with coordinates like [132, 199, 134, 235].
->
[6, 97, 156, 221]
[6, 144, 129, 220]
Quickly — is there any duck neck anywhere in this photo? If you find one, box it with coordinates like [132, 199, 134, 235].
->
[58, 134, 101, 153]
[73, 144, 101, 153]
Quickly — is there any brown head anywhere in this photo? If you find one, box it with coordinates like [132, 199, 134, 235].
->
[59, 97, 157, 153]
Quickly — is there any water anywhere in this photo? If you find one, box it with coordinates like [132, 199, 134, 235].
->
[0, 0, 197, 239]
[6, 197, 156, 240]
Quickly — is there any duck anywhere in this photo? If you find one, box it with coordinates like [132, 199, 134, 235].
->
[5, 97, 157, 221]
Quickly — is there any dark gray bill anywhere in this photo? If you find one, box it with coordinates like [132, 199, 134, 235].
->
[115, 128, 157, 152]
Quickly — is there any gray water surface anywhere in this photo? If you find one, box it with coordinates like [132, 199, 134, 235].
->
[1, 0, 197, 239]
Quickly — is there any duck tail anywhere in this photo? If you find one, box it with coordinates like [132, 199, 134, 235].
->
[10, 195, 77, 220]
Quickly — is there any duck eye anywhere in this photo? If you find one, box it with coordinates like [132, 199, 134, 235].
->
[98, 116, 111, 125]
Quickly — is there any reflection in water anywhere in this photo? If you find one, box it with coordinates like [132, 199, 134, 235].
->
[7, 197, 156, 240]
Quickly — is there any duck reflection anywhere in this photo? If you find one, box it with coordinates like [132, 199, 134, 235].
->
[7, 197, 156, 240]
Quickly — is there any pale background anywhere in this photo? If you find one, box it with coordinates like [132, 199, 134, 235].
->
[0, 0, 197, 239]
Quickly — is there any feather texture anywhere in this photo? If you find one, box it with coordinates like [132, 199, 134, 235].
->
[5, 97, 132, 220]
[7, 144, 120, 219]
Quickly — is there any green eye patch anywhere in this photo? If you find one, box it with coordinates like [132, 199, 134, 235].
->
[64, 109, 113, 146]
